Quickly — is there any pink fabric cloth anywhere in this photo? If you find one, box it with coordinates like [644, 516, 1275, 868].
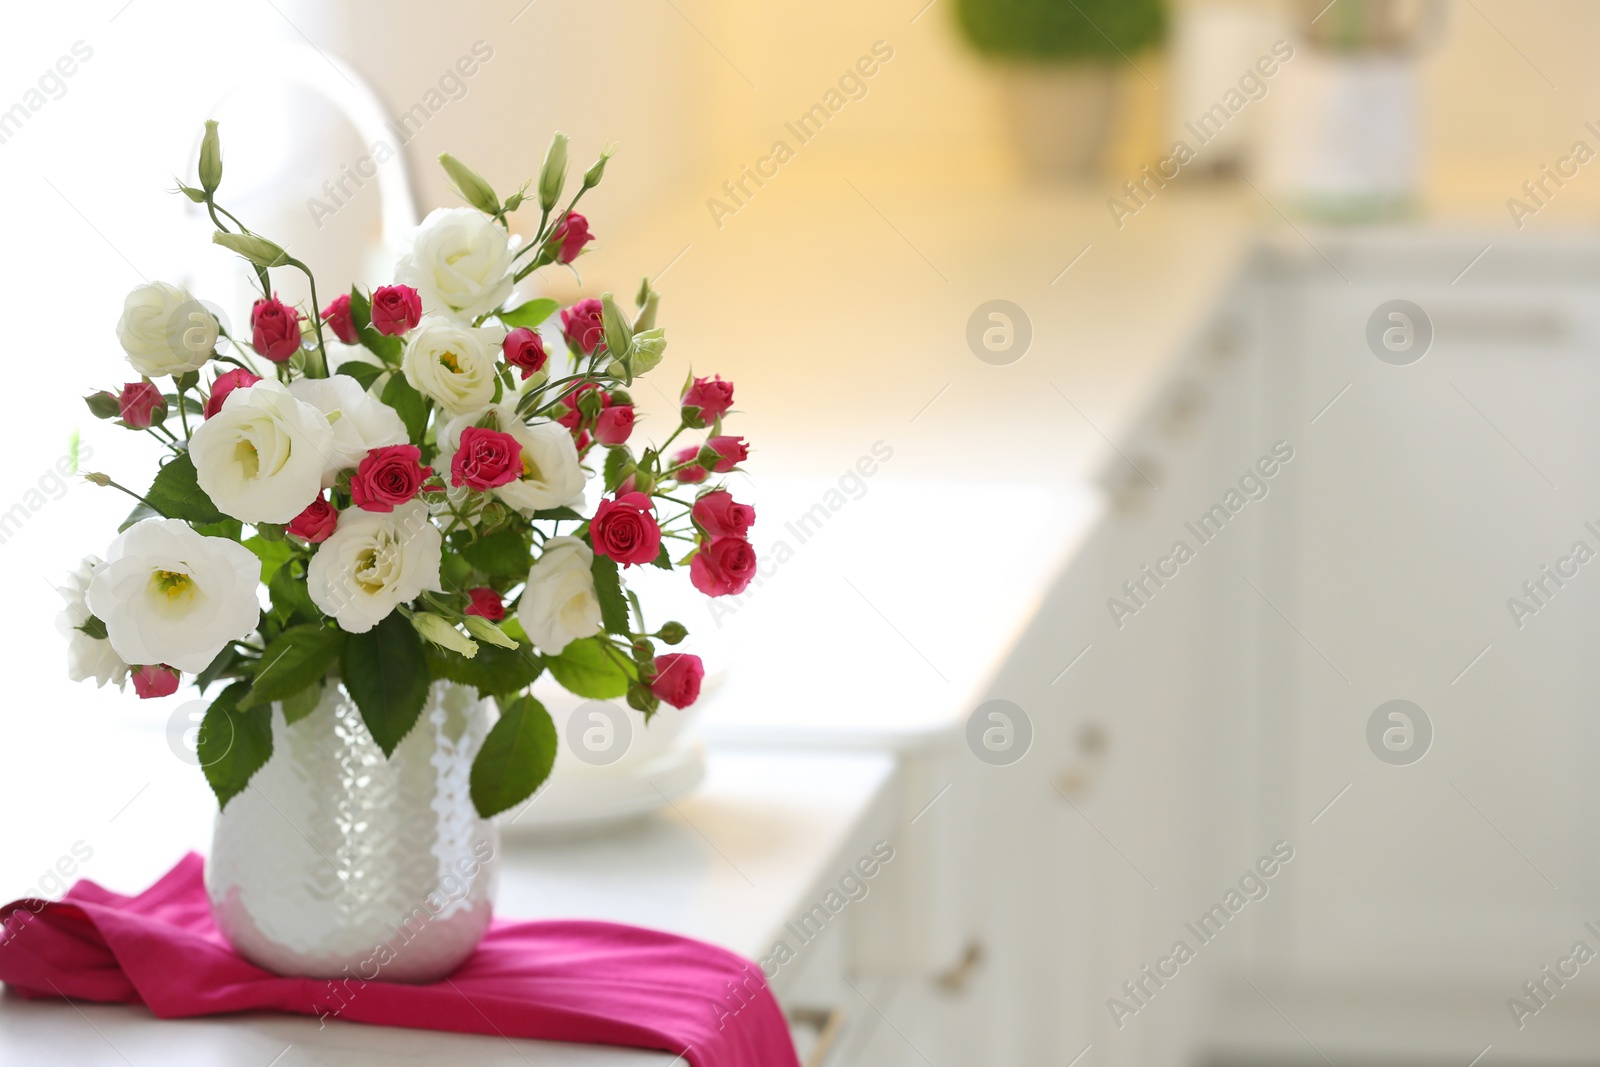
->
[0, 854, 797, 1067]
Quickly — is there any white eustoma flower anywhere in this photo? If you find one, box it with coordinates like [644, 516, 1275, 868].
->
[85, 521, 261, 674]
[189, 379, 335, 524]
[401, 316, 505, 416]
[395, 206, 516, 320]
[288, 375, 408, 484]
[517, 536, 602, 656]
[439, 404, 586, 515]
[55, 555, 131, 688]
[307, 501, 442, 633]
[115, 281, 218, 378]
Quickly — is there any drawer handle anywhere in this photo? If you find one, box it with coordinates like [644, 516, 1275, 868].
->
[789, 1005, 846, 1067]
[934, 939, 986, 994]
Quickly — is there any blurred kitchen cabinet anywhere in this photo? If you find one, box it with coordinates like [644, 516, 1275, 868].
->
[1243, 237, 1600, 1032]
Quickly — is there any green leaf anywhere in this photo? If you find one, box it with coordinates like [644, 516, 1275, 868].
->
[244, 536, 296, 589]
[532, 506, 583, 522]
[461, 527, 531, 578]
[382, 373, 429, 446]
[76, 615, 108, 640]
[118, 500, 161, 533]
[650, 542, 673, 571]
[590, 553, 630, 636]
[546, 636, 634, 699]
[268, 560, 319, 628]
[425, 640, 544, 701]
[469, 694, 557, 818]
[342, 612, 430, 757]
[336, 360, 384, 391]
[281, 681, 324, 724]
[239, 624, 345, 710]
[497, 298, 559, 331]
[199, 681, 274, 810]
[194, 518, 243, 541]
[195, 644, 239, 694]
[145, 453, 225, 525]
[603, 448, 633, 493]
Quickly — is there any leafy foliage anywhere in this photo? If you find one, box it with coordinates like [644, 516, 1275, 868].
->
[955, 0, 1166, 60]
[342, 613, 430, 756]
[199, 681, 275, 809]
[469, 694, 557, 818]
[545, 636, 635, 699]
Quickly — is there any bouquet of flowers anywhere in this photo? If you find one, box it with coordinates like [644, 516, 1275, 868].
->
[60, 123, 758, 818]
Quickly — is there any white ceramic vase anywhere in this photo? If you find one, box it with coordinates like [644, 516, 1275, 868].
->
[206, 680, 498, 983]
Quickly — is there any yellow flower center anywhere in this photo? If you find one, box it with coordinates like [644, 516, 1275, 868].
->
[439, 350, 461, 373]
[233, 439, 260, 478]
[151, 569, 196, 603]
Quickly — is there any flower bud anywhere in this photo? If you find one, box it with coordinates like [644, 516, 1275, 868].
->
[478, 501, 510, 529]
[213, 232, 291, 269]
[438, 153, 500, 216]
[411, 612, 479, 658]
[657, 621, 688, 645]
[176, 183, 207, 203]
[463, 614, 519, 649]
[84, 391, 121, 420]
[631, 637, 655, 662]
[538, 132, 569, 212]
[626, 684, 660, 716]
[600, 291, 632, 365]
[582, 144, 615, 190]
[82, 471, 112, 487]
[198, 120, 223, 195]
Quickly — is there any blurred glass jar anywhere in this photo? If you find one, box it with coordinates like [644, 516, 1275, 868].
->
[1262, 0, 1447, 220]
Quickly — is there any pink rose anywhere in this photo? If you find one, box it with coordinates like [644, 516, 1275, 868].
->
[594, 404, 635, 446]
[692, 490, 755, 538]
[672, 445, 707, 484]
[650, 653, 704, 709]
[251, 295, 302, 363]
[502, 327, 549, 380]
[465, 587, 505, 621]
[706, 435, 749, 473]
[320, 294, 359, 344]
[548, 212, 594, 264]
[131, 665, 180, 699]
[591, 492, 662, 567]
[117, 381, 165, 429]
[287, 494, 338, 543]
[350, 445, 433, 512]
[451, 426, 523, 491]
[690, 536, 757, 598]
[682, 375, 734, 427]
[371, 284, 422, 337]
[560, 298, 605, 355]
[205, 368, 262, 419]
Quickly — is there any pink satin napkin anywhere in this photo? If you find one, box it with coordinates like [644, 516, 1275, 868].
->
[0, 853, 797, 1067]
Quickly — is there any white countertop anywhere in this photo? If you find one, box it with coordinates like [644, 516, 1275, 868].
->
[0, 747, 897, 1065]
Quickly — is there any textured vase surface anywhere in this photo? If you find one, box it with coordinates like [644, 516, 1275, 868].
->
[207, 681, 498, 982]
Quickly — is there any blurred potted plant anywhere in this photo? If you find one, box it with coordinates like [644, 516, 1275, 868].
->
[956, 0, 1167, 181]
[1263, 0, 1447, 220]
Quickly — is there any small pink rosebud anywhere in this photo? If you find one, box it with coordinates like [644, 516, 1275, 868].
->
[502, 327, 549, 380]
[204, 367, 263, 419]
[464, 587, 505, 622]
[117, 381, 165, 429]
[131, 665, 181, 699]
[594, 404, 635, 446]
[320, 294, 359, 344]
[681, 375, 734, 428]
[251, 294, 302, 363]
[287, 494, 339, 543]
[548, 212, 594, 265]
[370, 284, 422, 337]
